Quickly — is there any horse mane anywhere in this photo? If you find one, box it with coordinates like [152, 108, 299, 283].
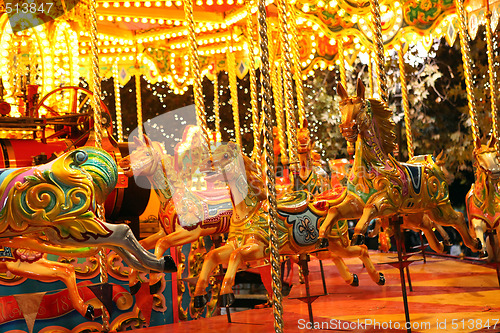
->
[368, 98, 397, 155]
[242, 154, 267, 201]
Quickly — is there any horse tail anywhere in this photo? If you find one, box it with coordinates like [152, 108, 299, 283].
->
[79, 147, 118, 204]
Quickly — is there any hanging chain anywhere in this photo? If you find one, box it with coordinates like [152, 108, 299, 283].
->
[485, 0, 499, 153]
[455, 0, 480, 149]
[258, 0, 283, 330]
[397, 44, 414, 159]
[369, 0, 387, 103]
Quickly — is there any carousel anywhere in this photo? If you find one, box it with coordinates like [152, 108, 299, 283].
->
[0, 0, 499, 332]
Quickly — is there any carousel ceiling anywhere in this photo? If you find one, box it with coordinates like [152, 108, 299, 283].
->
[1, 0, 499, 94]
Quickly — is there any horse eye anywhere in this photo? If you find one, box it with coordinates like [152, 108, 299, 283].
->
[224, 153, 229, 159]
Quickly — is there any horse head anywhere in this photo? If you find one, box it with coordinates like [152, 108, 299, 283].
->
[297, 119, 312, 155]
[474, 136, 500, 180]
[201, 142, 266, 202]
[119, 134, 164, 178]
[337, 79, 366, 149]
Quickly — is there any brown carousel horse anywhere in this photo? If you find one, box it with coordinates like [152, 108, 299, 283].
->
[0, 147, 176, 320]
[467, 137, 500, 261]
[192, 142, 385, 308]
[317, 79, 481, 253]
[119, 130, 232, 294]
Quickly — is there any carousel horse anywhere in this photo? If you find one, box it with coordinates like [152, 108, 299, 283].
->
[466, 136, 500, 261]
[192, 142, 385, 308]
[0, 147, 176, 319]
[119, 131, 233, 294]
[296, 119, 331, 195]
[317, 79, 481, 253]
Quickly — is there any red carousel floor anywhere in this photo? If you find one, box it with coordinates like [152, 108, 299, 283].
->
[132, 252, 500, 332]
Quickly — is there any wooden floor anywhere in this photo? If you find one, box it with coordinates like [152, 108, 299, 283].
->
[132, 252, 500, 332]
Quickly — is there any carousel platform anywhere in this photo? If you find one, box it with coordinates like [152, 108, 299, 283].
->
[132, 252, 500, 333]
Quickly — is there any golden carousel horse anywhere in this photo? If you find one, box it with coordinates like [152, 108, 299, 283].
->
[192, 142, 385, 308]
[467, 137, 500, 261]
[296, 119, 331, 195]
[0, 147, 176, 319]
[317, 79, 481, 253]
[119, 130, 232, 294]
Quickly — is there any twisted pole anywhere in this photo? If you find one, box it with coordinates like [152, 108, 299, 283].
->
[89, 0, 109, 329]
[338, 39, 347, 89]
[135, 66, 144, 138]
[184, 0, 211, 150]
[289, 6, 306, 126]
[227, 37, 242, 147]
[277, 0, 298, 169]
[213, 71, 221, 143]
[258, 0, 283, 330]
[455, 0, 480, 149]
[485, 0, 499, 153]
[368, 53, 374, 98]
[397, 44, 414, 159]
[369, 0, 387, 103]
[246, 0, 261, 168]
[113, 61, 123, 142]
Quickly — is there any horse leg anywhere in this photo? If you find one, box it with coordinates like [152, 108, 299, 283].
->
[128, 229, 166, 294]
[328, 240, 385, 285]
[352, 204, 385, 246]
[3, 259, 95, 320]
[149, 227, 216, 294]
[314, 252, 357, 286]
[428, 205, 481, 251]
[220, 242, 266, 296]
[318, 195, 363, 248]
[404, 213, 444, 253]
[193, 243, 235, 304]
[470, 218, 487, 252]
[44, 223, 176, 273]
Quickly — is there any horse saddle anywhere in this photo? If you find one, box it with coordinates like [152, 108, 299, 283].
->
[401, 163, 423, 194]
[277, 190, 311, 213]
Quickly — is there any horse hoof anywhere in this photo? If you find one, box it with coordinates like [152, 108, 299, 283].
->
[350, 274, 359, 287]
[150, 279, 162, 294]
[193, 295, 209, 309]
[129, 282, 141, 295]
[317, 238, 329, 249]
[351, 234, 365, 246]
[163, 255, 177, 273]
[443, 239, 452, 247]
[377, 273, 386, 286]
[475, 238, 483, 251]
[221, 293, 235, 307]
[85, 304, 95, 320]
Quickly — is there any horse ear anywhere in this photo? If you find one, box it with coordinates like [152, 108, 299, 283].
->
[133, 136, 143, 146]
[488, 135, 496, 148]
[302, 118, 308, 128]
[337, 82, 349, 100]
[143, 134, 153, 147]
[356, 78, 365, 100]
